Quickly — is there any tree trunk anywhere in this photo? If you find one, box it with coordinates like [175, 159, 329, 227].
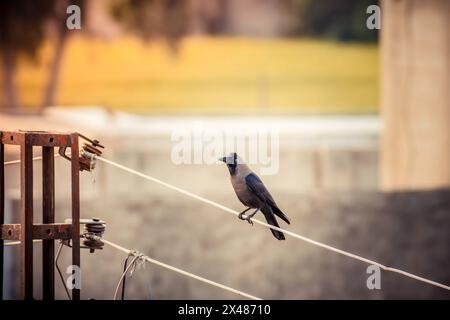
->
[1, 49, 19, 111]
[41, 32, 67, 110]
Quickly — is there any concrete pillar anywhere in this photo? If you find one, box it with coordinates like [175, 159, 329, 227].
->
[381, 0, 450, 191]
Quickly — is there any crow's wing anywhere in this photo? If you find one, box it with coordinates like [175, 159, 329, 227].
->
[245, 173, 290, 224]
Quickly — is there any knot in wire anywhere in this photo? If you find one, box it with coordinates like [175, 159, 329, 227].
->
[128, 250, 146, 277]
[113, 249, 147, 300]
[81, 150, 98, 171]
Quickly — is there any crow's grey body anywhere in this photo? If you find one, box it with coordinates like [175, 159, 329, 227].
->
[220, 153, 290, 240]
[230, 163, 259, 208]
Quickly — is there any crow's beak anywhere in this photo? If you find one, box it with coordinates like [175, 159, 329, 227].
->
[218, 156, 227, 163]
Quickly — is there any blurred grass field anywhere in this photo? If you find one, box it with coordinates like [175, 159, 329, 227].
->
[15, 36, 379, 114]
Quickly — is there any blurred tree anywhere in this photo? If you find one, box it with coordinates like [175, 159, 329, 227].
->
[0, 0, 84, 112]
[110, 0, 189, 54]
[42, 0, 85, 110]
[188, 0, 228, 35]
[289, 0, 379, 41]
[0, 0, 55, 111]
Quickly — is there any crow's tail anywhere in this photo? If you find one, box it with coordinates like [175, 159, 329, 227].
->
[271, 205, 290, 225]
[262, 206, 285, 240]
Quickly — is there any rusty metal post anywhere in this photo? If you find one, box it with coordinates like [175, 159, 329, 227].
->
[0, 135, 4, 300]
[42, 146, 55, 300]
[1, 130, 101, 300]
[70, 133, 80, 300]
[20, 134, 34, 300]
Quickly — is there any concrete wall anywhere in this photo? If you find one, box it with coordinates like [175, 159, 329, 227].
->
[1, 112, 381, 199]
[2, 111, 449, 299]
[1, 111, 385, 299]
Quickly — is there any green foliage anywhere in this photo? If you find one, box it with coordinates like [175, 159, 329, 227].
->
[289, 0, 379, 41]
[0, 0, 56, 58]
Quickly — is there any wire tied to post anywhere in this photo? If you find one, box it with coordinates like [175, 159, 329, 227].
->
[58, 133, 104, 172]
[114, 250, 146, 300]
[82, 218, 106, 253]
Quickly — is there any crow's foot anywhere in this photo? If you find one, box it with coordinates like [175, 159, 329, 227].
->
[238, 208, 251, 221]
[238, 208, 259, 226]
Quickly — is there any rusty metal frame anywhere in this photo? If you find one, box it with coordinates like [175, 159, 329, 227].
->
[1, 223, 72, 241]
[0, 134, 4, 300]
[0, 131, 81, 300]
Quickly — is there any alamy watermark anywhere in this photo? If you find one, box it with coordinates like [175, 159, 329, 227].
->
[66, 4, 81, 30]
[366, 5, 381, 30]
[171, 121, 279, 175]
[66, 265, 81, 290]
[366, 264, 381, 290]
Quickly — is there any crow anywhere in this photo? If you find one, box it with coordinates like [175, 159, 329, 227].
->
[219, 153, 290, 240]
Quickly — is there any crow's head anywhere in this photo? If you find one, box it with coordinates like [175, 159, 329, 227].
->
[219, 152, 242, 176]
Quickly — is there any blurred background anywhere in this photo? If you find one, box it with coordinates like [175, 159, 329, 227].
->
[1, 0, 449, 299]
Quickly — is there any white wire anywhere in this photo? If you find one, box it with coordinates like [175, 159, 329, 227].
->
[113, 253, 143, 300]
[103, 239, 262, 300]
[4, 154, 61, 166]
[3, 153, 450, 292]
[3, 240, 42, 246]
[3, 238, 260, 299]
[96, 156, 450, 292]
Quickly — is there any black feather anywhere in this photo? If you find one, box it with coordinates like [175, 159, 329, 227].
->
[262, 206, 285, 240]
[245, 173, 290, 224]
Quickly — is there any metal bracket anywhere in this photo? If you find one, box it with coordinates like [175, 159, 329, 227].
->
[1, 224, 72, 241]
[1, 130, 105, 300]
[64, 218, 106, 253]
[59, 133, 104, 172]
